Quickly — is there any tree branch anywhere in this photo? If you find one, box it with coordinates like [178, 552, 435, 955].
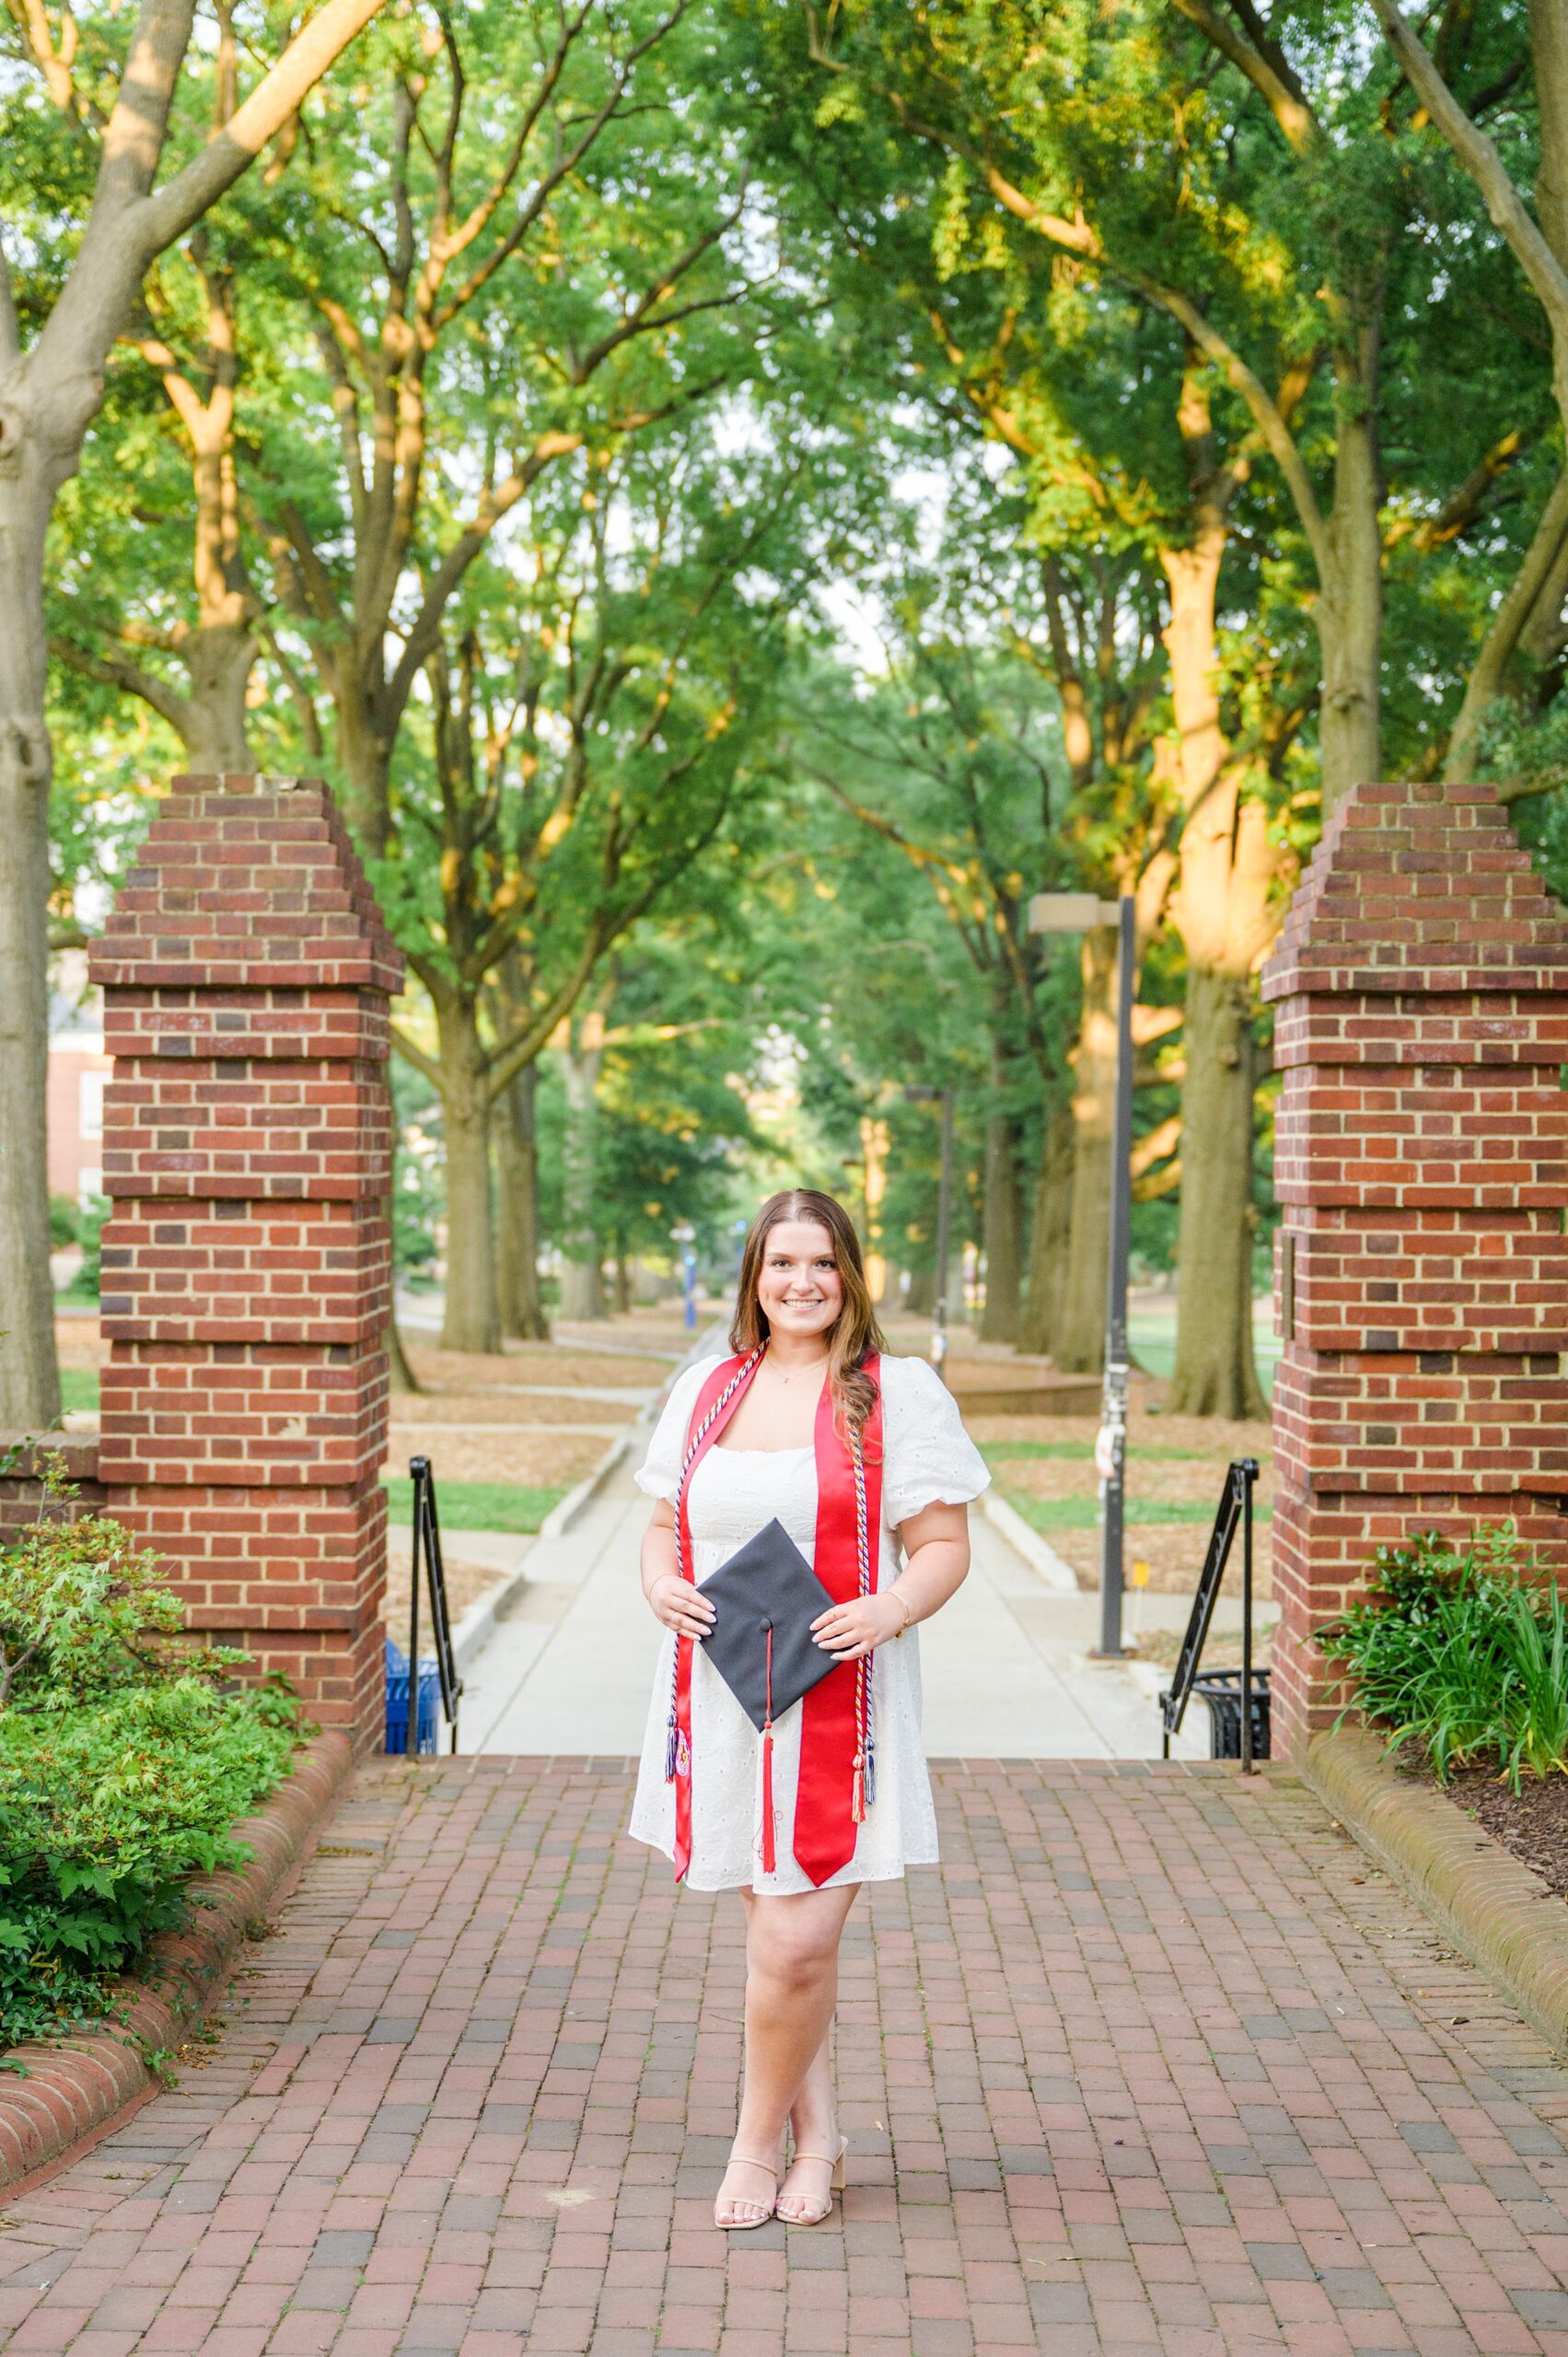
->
[389, 1024, 444, 1091]
[1446, 469, 1568, 779]
[1171, 0, 1317, 153]
[803, 11, 1331, 572]
[50, 632, 192, 738]
[1374, 0, 1568, 421]
[136, 0, 387, 255]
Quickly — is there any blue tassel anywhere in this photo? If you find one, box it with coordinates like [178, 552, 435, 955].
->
[664, 1708, 679, 1782]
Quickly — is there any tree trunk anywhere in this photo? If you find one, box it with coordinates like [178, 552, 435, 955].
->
[182, 617, 258, 770]
[387, 1309, 422, 1395]
[1055, 925, 1118, 1375]
[559, 1035, 606, 1321]
[905, 1259, 935, 1318]
[329, 648, 395, 856]
[1167, 966, 1266, 1418]
[494, 1060, 549, 1341]
[0, 459, 63, 1432]
[1317, 398, 1384, 812]
[979, 1039, 1024, 1344]
[1159, 489, 1275, 1419]
[435, 993, 497, 1353]
[612, 1236, 634, 1316]
[1019, 1103, 1073, 1358]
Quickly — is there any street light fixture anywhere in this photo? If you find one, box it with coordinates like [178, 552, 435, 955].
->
[1028, 889, 1135, 1660]
[903, 1084, 957, 1382]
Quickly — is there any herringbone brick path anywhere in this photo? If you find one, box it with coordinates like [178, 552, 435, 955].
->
[4, 1758, 1568, 2355]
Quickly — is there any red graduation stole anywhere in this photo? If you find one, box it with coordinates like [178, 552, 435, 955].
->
[667, 1347, 884, 1887]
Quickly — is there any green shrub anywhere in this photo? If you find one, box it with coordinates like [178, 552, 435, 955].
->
[0, 1469, 300, 2047]
[0, 1462, 247, 1708]
[1319, 1526, 1568, 1789]
[0, 1681, 298, 2048]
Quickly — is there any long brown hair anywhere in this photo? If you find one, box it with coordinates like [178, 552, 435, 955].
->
[731, 1189, 887, 1437]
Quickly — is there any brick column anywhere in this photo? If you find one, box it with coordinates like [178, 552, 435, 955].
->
[87, 773, 403, 1748]
[1260, 781, 1568, 1759]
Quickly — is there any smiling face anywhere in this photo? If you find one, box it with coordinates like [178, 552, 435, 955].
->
[754, 1218, 844, 1345]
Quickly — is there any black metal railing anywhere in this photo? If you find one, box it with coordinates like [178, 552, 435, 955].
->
[408, 1454, 463, 1755]
[1159, 1456, 1267, 1770]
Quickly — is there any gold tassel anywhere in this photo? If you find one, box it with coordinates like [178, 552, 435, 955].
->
[851, 1754, 865, 1824]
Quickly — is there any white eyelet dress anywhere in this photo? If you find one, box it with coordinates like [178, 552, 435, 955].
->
[627, 1352, 991, 1893]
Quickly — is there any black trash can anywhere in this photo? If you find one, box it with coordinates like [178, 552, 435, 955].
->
[1191, 1667, 1271, 1760]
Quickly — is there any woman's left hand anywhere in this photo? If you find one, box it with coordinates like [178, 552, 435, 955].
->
[810, 1592, 908, 1662]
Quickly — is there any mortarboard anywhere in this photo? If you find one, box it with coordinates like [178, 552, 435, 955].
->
[698, 1517, 840, 1731]
[697, 1517, 841, 1874]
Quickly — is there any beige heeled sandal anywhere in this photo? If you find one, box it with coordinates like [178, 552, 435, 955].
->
[777, 2133, 848, 2226]
[714, 2149, 781, 2230]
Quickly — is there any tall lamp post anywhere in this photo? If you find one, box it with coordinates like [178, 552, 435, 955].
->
[904, 1084, 957, 1380]
[1028, 891, 1136, 1658]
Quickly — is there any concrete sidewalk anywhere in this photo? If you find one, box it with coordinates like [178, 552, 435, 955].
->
[462, 1462, 1228, 1761]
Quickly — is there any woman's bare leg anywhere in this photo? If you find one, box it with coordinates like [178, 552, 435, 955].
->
[714, 1885, 857, 2226]
[778, 2026, 838, 2222]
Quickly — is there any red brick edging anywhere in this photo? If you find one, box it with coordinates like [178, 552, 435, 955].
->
[1306, 1725, 1568, 2053]
[0, 1726, 353, 2194]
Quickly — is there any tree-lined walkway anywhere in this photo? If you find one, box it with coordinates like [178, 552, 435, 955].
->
[4, 1760, 1568, 2355]
[460, 1461, 1209, 1760]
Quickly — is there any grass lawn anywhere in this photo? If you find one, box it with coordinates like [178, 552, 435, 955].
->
[981, 1439, 1217, 1465]
[382, 1474, 569, 1533]
[1002, 1491, 1275, 1532]
[59, 1368, 100, 1412]
[1129, 1295, 1280, 1394]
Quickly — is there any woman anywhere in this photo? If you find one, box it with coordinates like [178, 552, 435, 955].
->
[629, 1187, 989, 2230]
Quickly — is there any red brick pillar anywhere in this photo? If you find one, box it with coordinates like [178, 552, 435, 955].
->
[87, 774, 403, 1748]
[1260, 780, 1568, 1759]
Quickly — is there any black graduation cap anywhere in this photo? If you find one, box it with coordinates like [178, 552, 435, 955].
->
[698, 1517, 841, 1731]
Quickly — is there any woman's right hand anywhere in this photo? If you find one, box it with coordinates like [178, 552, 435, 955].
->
[647, 1573, 715, 1640]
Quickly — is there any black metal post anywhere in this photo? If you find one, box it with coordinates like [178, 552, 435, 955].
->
[1095, 895, 1136, 1660]
[1240, 1455, 1259, 1774]
[408, 1455, 424, 1755]
[933, 1086, 955, 1384]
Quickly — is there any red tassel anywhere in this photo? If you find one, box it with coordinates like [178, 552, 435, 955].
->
[760, 1627, 776, 1875]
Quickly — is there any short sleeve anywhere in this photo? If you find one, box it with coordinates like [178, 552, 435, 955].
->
[634, 1355, 724, 1503]
[879, 1354, 992, 1527]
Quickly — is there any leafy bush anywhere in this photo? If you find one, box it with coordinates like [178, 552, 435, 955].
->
[0, 1461, 247, 1708]
[1319, 1526, 1568, 1789]
[0, 1469, 300, 2047]
[0, 1681, 298, 2048]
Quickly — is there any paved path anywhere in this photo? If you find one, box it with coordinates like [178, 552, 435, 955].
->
[462, 1467, 1218, 1761]
[7, 1758, 1568, 2356]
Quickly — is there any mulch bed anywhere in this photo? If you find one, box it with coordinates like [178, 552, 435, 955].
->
[1435, 1763, 1568, 1901]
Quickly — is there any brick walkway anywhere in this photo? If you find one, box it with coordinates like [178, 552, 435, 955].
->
[5, 1761, 1568, 2356]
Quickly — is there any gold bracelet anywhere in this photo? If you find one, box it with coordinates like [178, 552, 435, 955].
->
[890, 1589, 914, 1639]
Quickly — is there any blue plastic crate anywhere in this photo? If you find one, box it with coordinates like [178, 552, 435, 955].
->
[384, 1636, 439, 1755]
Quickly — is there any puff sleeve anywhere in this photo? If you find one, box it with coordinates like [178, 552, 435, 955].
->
[633, 1355, 723, 1503]
[879, 1354, 992, 1527]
